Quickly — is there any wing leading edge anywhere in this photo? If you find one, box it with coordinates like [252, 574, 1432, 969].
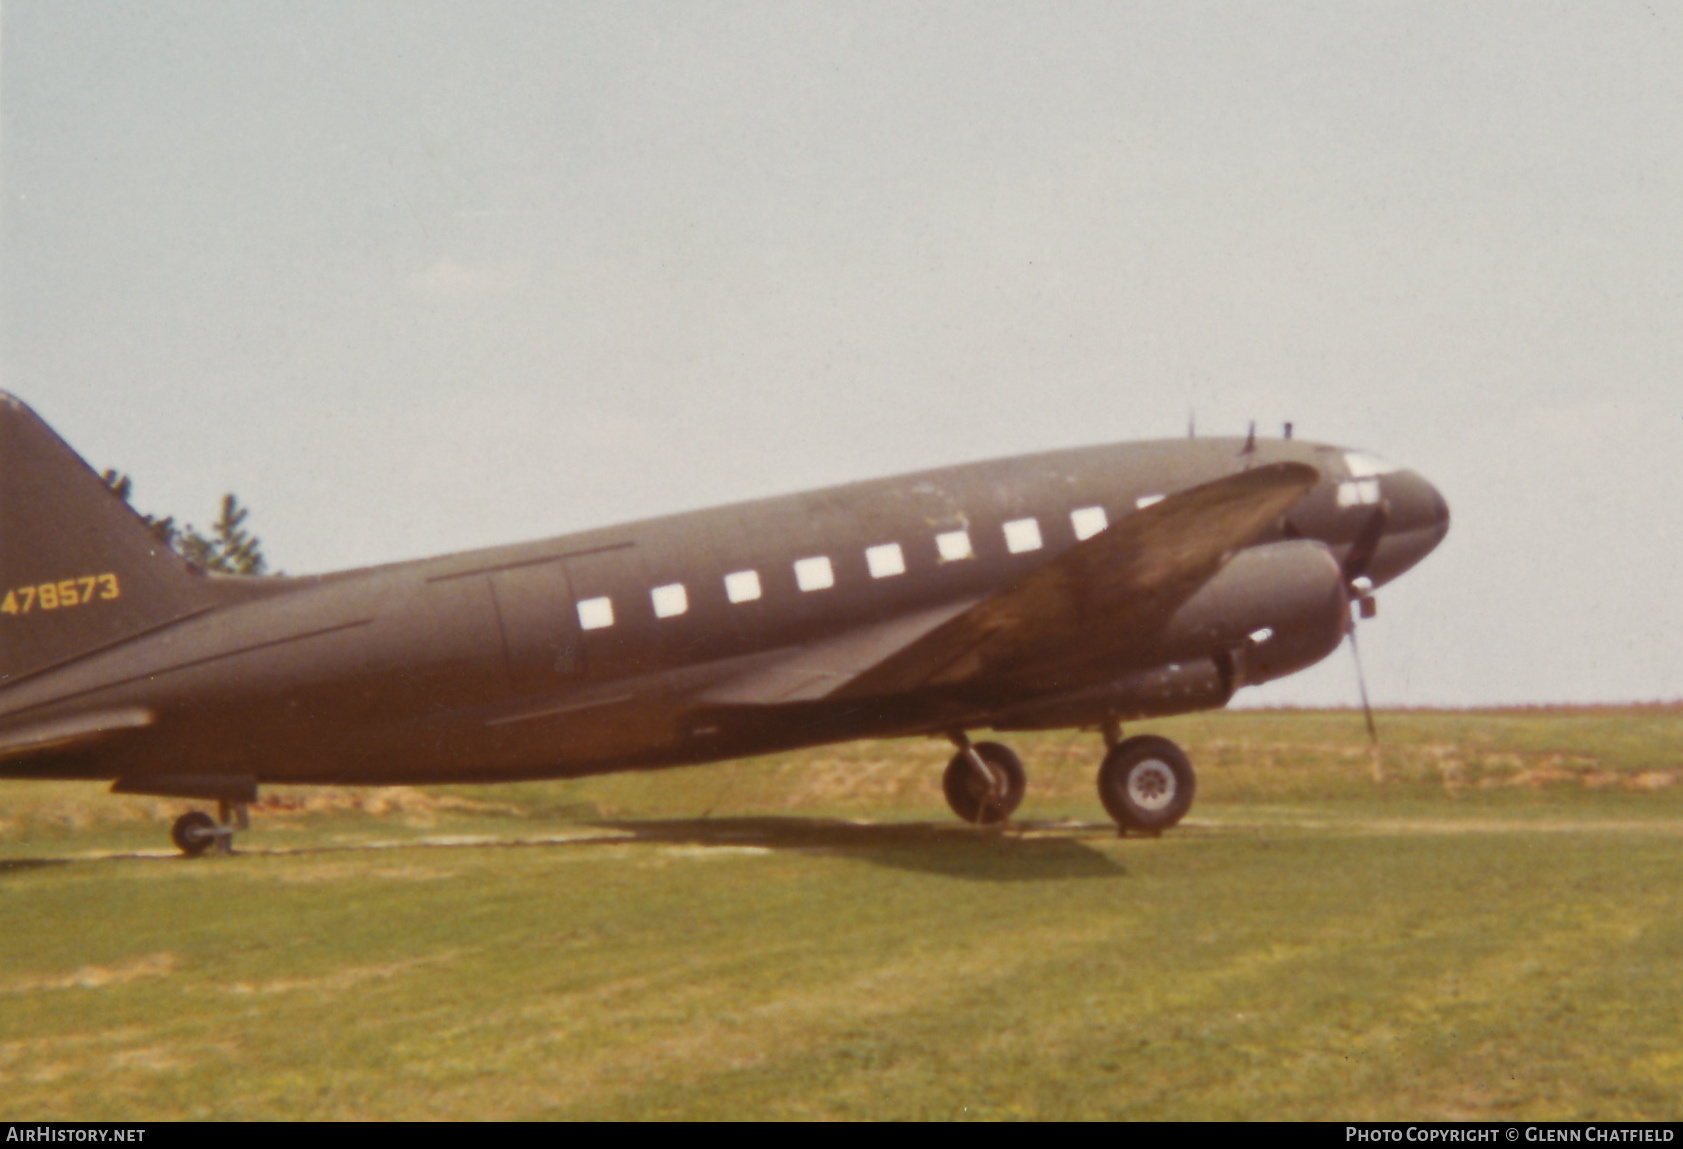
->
[699, 461, 1319, 708]
[834, 461, 1319, 697]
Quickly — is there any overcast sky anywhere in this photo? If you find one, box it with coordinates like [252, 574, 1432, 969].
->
[3, 2, 1680, 707]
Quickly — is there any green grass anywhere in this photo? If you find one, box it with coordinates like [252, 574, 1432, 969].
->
[2, 707, 1681, 1119]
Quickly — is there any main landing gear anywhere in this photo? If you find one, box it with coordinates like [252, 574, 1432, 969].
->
[940, 722, 1196, 836]
[942, 736, 1027, 825]
[171, 800, 250, 857]
[1096, 734, 1196, 837]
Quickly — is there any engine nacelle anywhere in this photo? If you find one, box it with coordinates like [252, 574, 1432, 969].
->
[1158, 538, 1349, 688]
[988, 540, 1348, 731]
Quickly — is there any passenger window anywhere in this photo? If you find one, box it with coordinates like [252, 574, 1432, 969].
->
[866, 543, 905, 578]
[576, 596, 615, 630]
[724, 570, 762, 603]
[1003, 518, 1042, 554]
[651, 583, 688, 618]
[1070, 506, 1108, 540]
[935, 530, 973, 563]
[794, 556, 835, 591]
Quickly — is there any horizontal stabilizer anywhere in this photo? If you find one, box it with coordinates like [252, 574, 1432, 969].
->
[0, 707, 154, 762]
[829, 461, 1320, 698]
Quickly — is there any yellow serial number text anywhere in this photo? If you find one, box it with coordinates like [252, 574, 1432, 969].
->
[1, 573, 122, 616]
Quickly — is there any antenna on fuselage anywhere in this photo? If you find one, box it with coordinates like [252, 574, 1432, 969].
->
[1283, 422, 1294, 440]
[1187, 410, 1196, 439]
[1241, 420, 1257, 454]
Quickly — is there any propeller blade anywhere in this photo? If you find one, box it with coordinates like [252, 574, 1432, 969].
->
[1348, 625, 1378, 745]
[1341, 502, 1390, 585]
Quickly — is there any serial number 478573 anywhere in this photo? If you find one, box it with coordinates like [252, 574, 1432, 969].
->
[1, 573, 122, 616]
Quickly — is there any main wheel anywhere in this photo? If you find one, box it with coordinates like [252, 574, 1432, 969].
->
[1098, 735, 1195, 834]
[943, 741, 1026, 825]
[171, 810, 217, 857]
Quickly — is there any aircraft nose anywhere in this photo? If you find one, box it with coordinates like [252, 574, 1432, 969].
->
[1368, 469, 1450, 585]
[1384, 469, 1450, 537]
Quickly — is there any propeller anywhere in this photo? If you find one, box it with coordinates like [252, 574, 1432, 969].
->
[1341, 503, 1389, 752]
[1348, 619, 1378, 745]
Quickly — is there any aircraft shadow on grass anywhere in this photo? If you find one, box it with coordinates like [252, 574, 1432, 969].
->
[590, 816, 1126, 882]
[0, 818, 1122, 880]
[0, 858, 70, 876]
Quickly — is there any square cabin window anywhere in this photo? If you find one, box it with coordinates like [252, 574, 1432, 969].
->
[724, 569, 762, 603]
[576, 596, 614, 630]
[794, 555, 835, 592]
[935, 530, 973, 563]
[651, 583, 688, 619]
[1003, 518, 1042, 554]
[865, 543, 905, 578]
[1070, 506, 1108, 540]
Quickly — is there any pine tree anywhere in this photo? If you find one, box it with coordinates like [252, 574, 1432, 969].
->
[102, 471, 271, 575]
[182, 494, 267, 575]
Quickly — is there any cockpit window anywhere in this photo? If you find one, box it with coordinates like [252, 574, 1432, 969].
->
[1344, 452, 1399, 478]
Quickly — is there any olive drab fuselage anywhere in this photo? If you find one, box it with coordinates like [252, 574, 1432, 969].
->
[0, 394, 1448, 821]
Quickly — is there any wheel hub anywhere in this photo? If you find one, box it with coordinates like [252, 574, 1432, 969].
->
[1128, 759, 1176, 811]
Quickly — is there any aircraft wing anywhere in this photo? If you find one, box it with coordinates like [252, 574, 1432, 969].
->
[825, 461, 1321, 699]
[698, 598, 983, 705]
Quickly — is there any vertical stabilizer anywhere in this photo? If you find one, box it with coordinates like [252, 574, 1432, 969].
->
[0, 393, 215, 685]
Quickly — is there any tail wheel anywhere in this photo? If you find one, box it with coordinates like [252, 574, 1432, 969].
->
[1098, 735, 1195, 834]
[171, 810, 218, 857]
[942, 741, 1026, 825]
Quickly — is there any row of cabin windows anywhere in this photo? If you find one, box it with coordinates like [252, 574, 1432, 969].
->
[573, 500, 1152, 631]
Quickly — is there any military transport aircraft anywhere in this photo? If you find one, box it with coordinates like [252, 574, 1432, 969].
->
[0, 392, 1448, 854]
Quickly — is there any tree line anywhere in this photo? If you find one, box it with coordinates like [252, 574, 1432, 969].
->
[102, 471, 271, 576]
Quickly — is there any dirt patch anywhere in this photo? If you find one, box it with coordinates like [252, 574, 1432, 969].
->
[253, 787, 519, 819]
[272, 862, 458, 884]
[1348, 817, 1683, 837]
[1487, 768, 1580, 788]
[1480, 768, 1678, 791]
[776, 754, 943, 806]
[109, 1045, 184, 1073]
[220, 950, 456, 996]
[656, 845, 773, 859]
[2, 952, 176, 995]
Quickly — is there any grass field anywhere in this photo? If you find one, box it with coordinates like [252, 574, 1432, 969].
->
[2, 707, 1681, 1120]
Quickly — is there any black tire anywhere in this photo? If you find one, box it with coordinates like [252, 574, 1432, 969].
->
[1098, 735, 1195, 834]
[942, 741, 1027, 825]
[171, 810, 217, 857]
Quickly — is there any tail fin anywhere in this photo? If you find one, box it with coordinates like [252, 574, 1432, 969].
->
[0, 393, 214, 685]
